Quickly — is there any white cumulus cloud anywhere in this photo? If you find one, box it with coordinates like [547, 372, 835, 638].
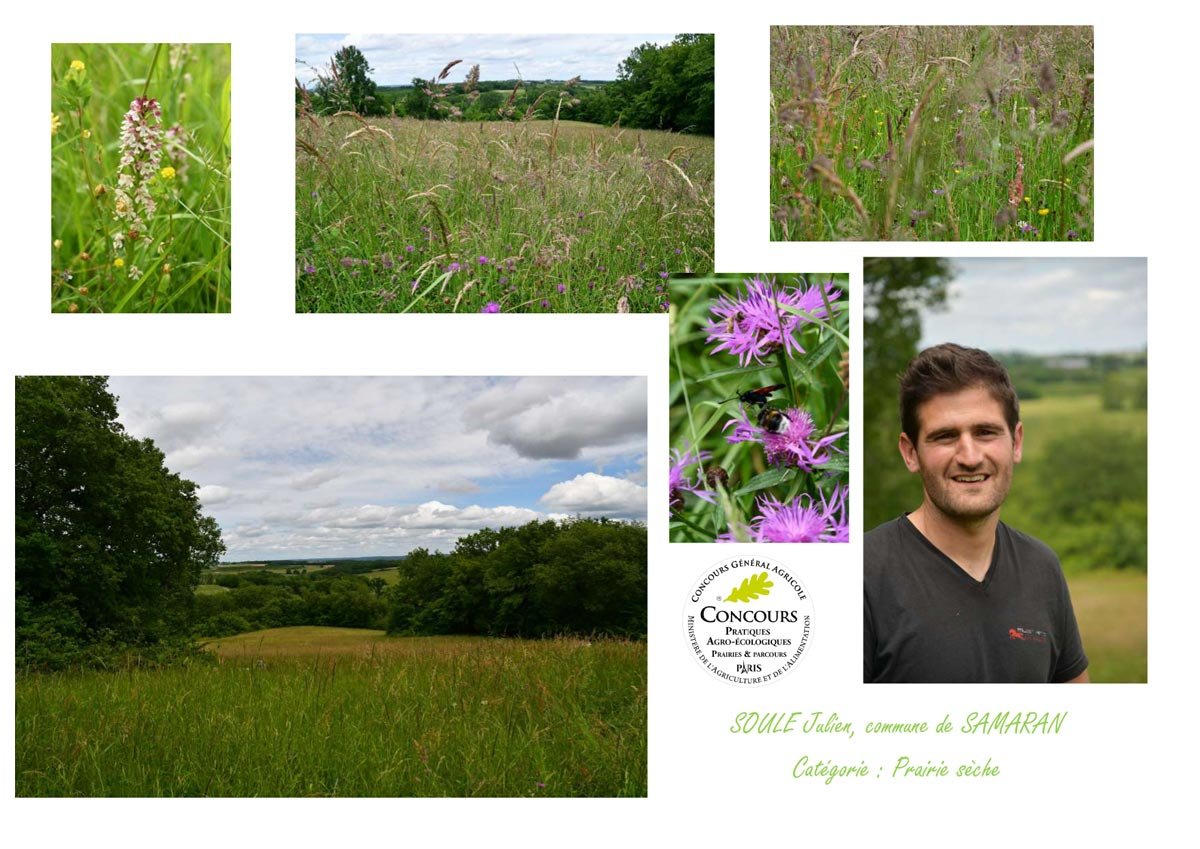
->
[539, 473, 647, 519]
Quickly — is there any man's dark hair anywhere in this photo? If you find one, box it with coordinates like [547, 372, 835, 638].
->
[899, 343, 1020, 442]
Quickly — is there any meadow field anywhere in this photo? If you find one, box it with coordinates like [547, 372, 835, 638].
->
[16, 627, 647, 797]
[296, 116, 713, 312]
[51, 43, 232, 312]
[771, 26, 1093, 240]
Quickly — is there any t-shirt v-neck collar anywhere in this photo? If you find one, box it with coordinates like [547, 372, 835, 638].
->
[899, 513, 1001, 592]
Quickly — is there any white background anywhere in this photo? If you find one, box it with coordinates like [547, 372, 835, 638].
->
[3, 1, 1194, 845]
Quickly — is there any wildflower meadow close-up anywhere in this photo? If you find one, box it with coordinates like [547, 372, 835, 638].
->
[670, 274, 849, 542]
[51, 43, 231, 313]
[771, 26, 1093, 241]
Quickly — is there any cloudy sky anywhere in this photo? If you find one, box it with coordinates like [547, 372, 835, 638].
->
[920, 258, 1148, 354]
[108, 377, 647, 561]
[295, 33, 677, 86]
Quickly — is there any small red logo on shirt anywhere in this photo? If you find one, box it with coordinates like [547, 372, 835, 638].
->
[1008, 627, 1048, 644]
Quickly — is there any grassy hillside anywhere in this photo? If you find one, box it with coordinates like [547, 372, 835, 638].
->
[18, 626, 646, 796]
[296, 116, 713, 312]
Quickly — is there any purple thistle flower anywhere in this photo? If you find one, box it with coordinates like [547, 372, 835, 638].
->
[659, 271, 669, 280]
[478, 256, 489, 265]
[540, 299, 551, 309]
[669, 446, 714, 511]
[447, 262, 461, 273]
[405, 244, 415, 252]
[724, 407, 845, 472]
[557, 284, 566, 294]
[481, 301, 501, 313]
[706, 277, 841, 367]
[303, 263, 317, 274]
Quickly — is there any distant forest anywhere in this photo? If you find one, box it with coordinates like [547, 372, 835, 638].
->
[299, 34, 714, 134]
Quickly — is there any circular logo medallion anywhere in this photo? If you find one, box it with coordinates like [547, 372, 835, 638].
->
[684, 555, 814, 686]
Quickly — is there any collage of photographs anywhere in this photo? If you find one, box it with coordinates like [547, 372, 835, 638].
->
[5, 4, 1190, 847]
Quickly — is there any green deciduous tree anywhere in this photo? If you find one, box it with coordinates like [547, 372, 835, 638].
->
[385, 519, 646, 638]
[609, 34, 714, 134]
[16, 376, 225, 667]
[314, 45, 379, 115]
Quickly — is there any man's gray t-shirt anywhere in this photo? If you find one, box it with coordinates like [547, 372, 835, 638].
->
[864, 516, 1088, 683]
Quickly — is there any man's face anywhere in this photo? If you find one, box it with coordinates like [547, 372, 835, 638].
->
[898, 385, 1023, 524]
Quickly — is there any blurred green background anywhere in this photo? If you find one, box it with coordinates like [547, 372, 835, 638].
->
[864, 257, 1147, 682]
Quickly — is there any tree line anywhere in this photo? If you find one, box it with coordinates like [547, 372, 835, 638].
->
[302, 34, 714, 135]
[195, 517, 647, 641]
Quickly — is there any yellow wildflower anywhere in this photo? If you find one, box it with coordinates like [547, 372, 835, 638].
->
[70, 60, 85, 72]
[1024, 196, 1031, 204]
[51, 112, 61, 135]
[160, 166, 176, 180]
[113, 258, 125, 269]
[53, 239, 63, 250]
[82, 129, 91, 139]
[1038, 208, 1050, 216]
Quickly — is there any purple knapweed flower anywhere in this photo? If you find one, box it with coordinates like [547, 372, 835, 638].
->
[478, 256, 489, 266]
[557, 284, 566, 294]
[481, 301, 501, 313]
[743, 485, 849, 543]
[540, 299, 551, 309]
[706, 277, 842, 367]
[725, 407, 844, 472]
[303, 263, 317, 274]
[447, 262, 461, 273]
[405, 244, 415, 253]
[669, 445, 714, 511]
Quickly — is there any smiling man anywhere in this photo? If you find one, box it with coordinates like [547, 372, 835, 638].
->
[863, 344, 1089, 684]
